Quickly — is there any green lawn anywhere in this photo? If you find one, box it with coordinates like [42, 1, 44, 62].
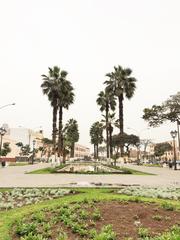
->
[0, 188, 180, 240]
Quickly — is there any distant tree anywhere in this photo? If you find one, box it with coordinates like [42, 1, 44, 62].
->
[16, 142, 30, 156]
[0, 142, 11, 156]
[105, 65, 137, 156]
[140, 139, 152, 159]
[64, 119, 79, 158]
[97, 89, 116, 158]
[98, 146, 107, 157]
[154, 142, 172, 158]
[112, 133, 139, 158]
[90, 122, 103, 159]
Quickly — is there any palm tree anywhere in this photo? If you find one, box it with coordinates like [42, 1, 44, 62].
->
[101, 112, 116, 159]
[64, 119, 79, 157]
[89, 122, 103, 159]
[41, 66, 74, 159]
[41, 66, 61, 155]
[57, 77, 74, 159]
[105, 65, 137, 155]
[96, 89, 116, 158]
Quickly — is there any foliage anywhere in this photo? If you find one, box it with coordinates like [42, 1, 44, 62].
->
[16, 142, 31, 156]
[154, 142, 172, 157]
[97, 89, 116, 158]
[63, 119, 79, 157]
[41, 66, 74, 157]
[0, 142, 11, 156]
[143, 92, 180, 127]
[90, 121, 103, 158]
[112, 133, 140, 155]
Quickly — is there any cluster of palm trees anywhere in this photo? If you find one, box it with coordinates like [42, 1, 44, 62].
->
[41, 66, 79, 160]
[90, 65, 137, 159]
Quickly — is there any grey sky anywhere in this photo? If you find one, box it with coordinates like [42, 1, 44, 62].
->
[0, 0, 179, 148]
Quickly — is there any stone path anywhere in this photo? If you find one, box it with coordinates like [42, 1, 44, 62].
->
[0, 163, 180, 187]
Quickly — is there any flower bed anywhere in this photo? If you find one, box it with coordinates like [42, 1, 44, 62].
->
[0, 188, 74, 210]
[117, 186, 180, 200]
[12, 199, 180, 240]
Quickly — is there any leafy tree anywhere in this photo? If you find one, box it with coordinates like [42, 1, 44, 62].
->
[112, 133, 139, 158]
[64, 119, 79, 157]
[154, 142, 172, 157]
[0, 142, 11, 156]
[105, 66, 137, 156]
[90, 122, 103, 159]
[142, 105, 166, 127]
[143, 92, 180, 151]
[16, 142, 30, 156]
[97, 89, 116, 158]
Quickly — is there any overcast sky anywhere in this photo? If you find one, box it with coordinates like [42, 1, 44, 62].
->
[0, 0, 179, 149]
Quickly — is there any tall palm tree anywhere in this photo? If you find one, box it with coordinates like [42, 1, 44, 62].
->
[64, 119, 79, 157]
[41, 66, 60, 155]
[90, 121, 103, 159]
[41, 66, 74, 158]
[57, 78, 74, 159]
[96, 89, 116, 158]
[105, 65, 137, 155]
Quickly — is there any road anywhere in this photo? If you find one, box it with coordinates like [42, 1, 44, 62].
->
[0, 163, 180, 187]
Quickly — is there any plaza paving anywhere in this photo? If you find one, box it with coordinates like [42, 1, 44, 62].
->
[0, 163, 180, 187]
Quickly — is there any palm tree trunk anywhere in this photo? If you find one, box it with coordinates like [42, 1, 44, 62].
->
[70, 143, 75, 158]
[97, 144, 99, 159]
[118, 94, 124, 156]
[94, 144, 96, 159]
[109, 124, 113, 158]
[52, 105, 58, 155]
[106, 103, 109, 158]
[58, 106, 63, 158]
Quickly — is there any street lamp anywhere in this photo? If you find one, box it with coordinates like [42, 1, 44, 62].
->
[32, 140, 36, 164]
[0, 103, 15, 110]
[170, 130, 177, 170]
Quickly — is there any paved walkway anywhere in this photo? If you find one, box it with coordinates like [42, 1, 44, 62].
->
[0, 163, 180, 187]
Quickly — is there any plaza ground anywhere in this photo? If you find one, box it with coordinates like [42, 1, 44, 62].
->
[0, 163, 180, 188]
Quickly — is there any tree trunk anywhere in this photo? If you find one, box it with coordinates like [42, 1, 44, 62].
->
[97, 144, 99, 159]
[70, 142, 75, 158]
[94, 144, 96, 159]
[58, 106, 63, 158]
[109, 124, 113, 158]
[118, 94, 124, 156]
[106, 102, 109, 158]
[52, 105, 58, 155]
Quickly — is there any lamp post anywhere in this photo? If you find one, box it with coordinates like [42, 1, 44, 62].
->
[170, 130, 177, 170]
[32, 140, 36, 164]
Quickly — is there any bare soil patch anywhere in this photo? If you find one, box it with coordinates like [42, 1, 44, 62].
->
[13, 201, 180, 240]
